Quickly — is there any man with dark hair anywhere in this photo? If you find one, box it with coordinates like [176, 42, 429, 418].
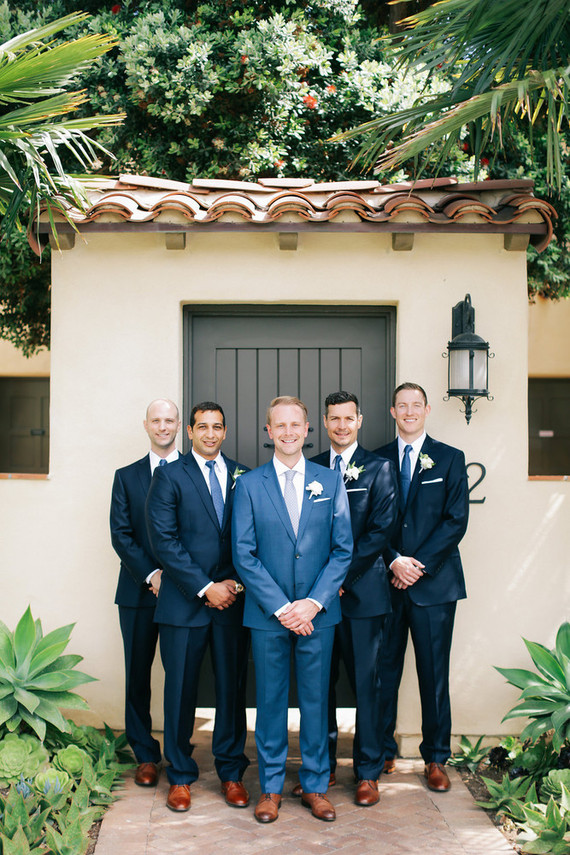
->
[376, 383, 469, 792]
[232, 396, 352, 823]
[146, 401, 250, 813]
[110, 398, 181, 788]
[291, 390, 398, 806]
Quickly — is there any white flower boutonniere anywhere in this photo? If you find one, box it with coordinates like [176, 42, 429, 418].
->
[419, 453, 435, 472]
[344, 463, 365, 482]
[306, 480, 324, 499]
[230, 466, 246, 489]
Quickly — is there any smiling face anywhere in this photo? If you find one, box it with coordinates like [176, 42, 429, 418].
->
[144, 400, 181, 456]
[323, 402, 363, 453]
[187, 409, 227, 460]
[267, 403, 309, 467]
[390, 388, 431, 443]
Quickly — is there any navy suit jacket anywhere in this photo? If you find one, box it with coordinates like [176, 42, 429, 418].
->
[375, 435, 469, 607]
[110, 454, 160, 608]
[310, 445, 399, 618]
[146, 451, 246, 628]
[232, 459, 353, 631]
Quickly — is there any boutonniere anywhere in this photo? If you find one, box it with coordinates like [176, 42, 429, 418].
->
[306, 480, 324, 499]
[419, 453, 435, 472]
[344, 463, 365, 482]
[230, 466, 246, 488]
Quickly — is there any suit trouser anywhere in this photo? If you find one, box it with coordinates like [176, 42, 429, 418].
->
[118, 605, 161, 764]
[328, 614, 388, 780]
[159, 621, 250, 785]
[251, 626, 335, 795]
[380, 589, 456, 765]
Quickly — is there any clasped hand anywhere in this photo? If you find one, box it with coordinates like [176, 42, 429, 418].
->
[278, 599, 319, 636]
[390, 556, 424, 589]
[205, 580, 239, 609]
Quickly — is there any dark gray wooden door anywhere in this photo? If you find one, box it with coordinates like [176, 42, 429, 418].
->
[0, 378, 49, 474]
[184, 307, 396, 465]
[529, 378, 570, 475]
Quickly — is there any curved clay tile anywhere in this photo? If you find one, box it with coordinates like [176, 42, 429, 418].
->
[441, 199, 496, 220]
[381, 194, 435, 215]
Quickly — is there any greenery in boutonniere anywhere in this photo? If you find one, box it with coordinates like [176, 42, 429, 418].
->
[344, 463, 365, 482]
[419, 453, 435, 472]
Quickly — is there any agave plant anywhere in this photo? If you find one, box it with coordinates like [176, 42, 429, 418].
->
[518, 786, 570, 854]
[0, 607, 96, 741]
[495, 622, 570, 752]
[448, 735, 490, 773]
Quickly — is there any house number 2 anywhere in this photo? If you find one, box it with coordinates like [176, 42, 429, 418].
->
[466, 462, 486, 504]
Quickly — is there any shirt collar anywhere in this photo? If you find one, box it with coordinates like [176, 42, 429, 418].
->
[397, 432, 426, 456]
[192, 448, 226, 472]
[329, 441, 358, 467]
[149, 448, 179, 472]
[273, 454, 306, 479]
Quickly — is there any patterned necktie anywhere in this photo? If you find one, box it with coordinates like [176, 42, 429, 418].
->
[206, 460, 225, 526]
[333, 454, 342, 472]
[158, 458, 167, 467]
[283, 469, 299, 537]
[400, 444, 413, 504]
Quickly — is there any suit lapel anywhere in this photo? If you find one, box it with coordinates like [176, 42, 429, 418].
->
[406, 435, 432, 508]
[136, 455, 152, 494]
[221, 454, 236, 532]
[262, 463, 297, 545]
[182, 453, 220, 529]
[297, 461, 320, 542]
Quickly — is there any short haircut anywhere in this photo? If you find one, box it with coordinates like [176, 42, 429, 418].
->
[189, 401, 226, 428]
[324, 390, 360, 414]
[392, 382, 428, 407]
[266, 395, 308, 425]
[145, 399, 179, 420]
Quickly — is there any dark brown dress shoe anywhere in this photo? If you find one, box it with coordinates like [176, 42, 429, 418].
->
[355, 779, 379, 806]
[383, 757, 396, 775]
[425, 762, 451, 792]
[135, 762, 158, 787]
[291, 772, 335, 797]
[254, 793, 281, 823]
[301, 792, 336, 821]
[221, 780, 250, 807]
[166, 784, 191, 811]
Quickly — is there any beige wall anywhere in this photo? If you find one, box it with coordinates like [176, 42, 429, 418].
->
[529, 296, 570, 376]
[0, 339, 50, 376]
[0, 228, 568, 750]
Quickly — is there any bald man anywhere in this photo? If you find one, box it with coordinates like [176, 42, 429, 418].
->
[110, 399, 181, 787]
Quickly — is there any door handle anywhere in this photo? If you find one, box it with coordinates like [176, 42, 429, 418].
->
[30, 429, 46, 436]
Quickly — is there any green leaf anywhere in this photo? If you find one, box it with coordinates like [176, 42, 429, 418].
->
[495, 666, 549, 691]
[524, 639, 567, 687]
[13, 686, 40, 714]
[0, 694, 18, 725]
[13, 606, 36, 671]
[556, 623, 570, 660]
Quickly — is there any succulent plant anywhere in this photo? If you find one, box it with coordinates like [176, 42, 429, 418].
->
[53, 744, 91, 778]
[540, 769, 570, 803]
[0, 733, 49, 787]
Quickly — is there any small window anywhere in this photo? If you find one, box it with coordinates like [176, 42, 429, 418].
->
[0, 378, 50, 474]
[528, 378, 570, 476]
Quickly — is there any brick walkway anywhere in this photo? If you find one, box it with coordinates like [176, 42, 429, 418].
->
[95, 719, 515, 855]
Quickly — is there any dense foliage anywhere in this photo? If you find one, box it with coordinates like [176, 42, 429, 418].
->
[0, 0, 568, 356]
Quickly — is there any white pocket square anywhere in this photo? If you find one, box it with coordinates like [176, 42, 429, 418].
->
[346, 488, 367, 493]
[422, 477, 443, 484]
[313, 497, 331, 503]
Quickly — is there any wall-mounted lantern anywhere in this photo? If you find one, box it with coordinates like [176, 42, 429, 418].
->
[444, 294, 493, 424]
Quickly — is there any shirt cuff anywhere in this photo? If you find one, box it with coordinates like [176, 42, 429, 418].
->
[308, 598, 323, 611]
[145, 569, 161, 585]
[198, 581, 214, 598]
[274, 602, 291, 617]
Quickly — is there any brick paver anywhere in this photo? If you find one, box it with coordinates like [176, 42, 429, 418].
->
[95, 725, 515, 854]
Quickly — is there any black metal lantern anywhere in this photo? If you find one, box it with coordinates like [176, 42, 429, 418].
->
[444, 294, 493, 424]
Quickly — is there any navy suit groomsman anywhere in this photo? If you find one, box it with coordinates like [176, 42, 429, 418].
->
[232, 396, 353, 823]
[376, 383, 469, 792]
[110, 398, 181, 787]
[293, 391, 399, 807]
[146, 402, 250, 812]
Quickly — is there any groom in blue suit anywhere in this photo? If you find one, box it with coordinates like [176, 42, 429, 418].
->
[375, 382, 469, 793]
[232, 396, 352, 824]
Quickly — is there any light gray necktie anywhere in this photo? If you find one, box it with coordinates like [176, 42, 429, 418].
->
[283, 469, 299, 537]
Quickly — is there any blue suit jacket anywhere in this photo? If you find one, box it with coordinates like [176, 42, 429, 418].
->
[231, 459, 353, 631]
[375, 435, 469, 606]
[146, 451, 246, 628]
[110, 454, 159, 608]
[310, 445, 399, 618]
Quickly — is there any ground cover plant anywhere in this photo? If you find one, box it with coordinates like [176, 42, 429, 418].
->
[0, 607, 132, 854]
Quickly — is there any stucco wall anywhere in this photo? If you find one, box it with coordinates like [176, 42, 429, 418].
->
[0, 228, 568, 751]
[0, 339, 50, 375]
[529, 296, 570, 376]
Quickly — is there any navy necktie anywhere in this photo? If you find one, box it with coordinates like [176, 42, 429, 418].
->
[158, 458, 167, 467]
[206, 460, 225, 526]
[400, 444, 413, 504]
[333, 454, 342, 472]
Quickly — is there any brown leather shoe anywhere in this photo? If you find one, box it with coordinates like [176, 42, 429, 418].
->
[254, 793, 281, 823]
[135, 762, 158, 787]
[221, 780, 250, 807]
[425, 762, 451, 792]
[301, 792, 336, 821]
[355, 779, 379, 806]
[383, 757, 396, 775]
[291, 772, 335, 797]
[166, 784, 191, 811]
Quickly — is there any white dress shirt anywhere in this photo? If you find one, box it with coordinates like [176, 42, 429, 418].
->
[328, 440, 358, 474]
[192, 448, 228, 499]
[397, 432, 426, 477]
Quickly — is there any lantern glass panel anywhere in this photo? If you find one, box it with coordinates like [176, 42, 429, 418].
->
[472, 349, 487, 392]
[449, 349, 469, 391]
